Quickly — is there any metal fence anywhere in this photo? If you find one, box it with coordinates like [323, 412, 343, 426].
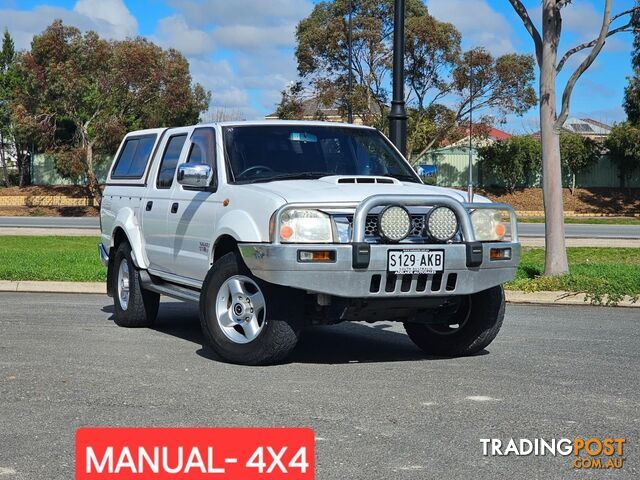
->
[31, 153, 111, 185]
[420, 147, 640, 188]
[29, 148, 640, 188]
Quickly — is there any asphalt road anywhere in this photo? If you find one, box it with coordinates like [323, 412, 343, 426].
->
[0, 216, 639, 239]
[517, 223, 640, 239]
[0, 293, 638, 479]
[0, 216, 98, 229]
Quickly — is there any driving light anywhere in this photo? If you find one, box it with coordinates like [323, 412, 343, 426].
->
[427, 206, 458, 242]
[471, 209, 506, 241]
[279, 209, 332, 243]
[378, 205, 411, 242]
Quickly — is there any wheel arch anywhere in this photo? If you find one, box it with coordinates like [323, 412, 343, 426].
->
[109, 207, 148, 269]
[211, 234, 239, 265]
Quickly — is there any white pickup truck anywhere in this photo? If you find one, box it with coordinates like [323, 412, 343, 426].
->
[99, 121, 520, 365]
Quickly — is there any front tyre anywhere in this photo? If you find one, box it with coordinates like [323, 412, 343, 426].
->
[111, 242, 160, 327]
[199, 252, 300, 365]
[404, 285, 505, 357]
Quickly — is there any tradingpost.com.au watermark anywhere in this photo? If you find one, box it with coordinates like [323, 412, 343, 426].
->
[481, 437, 625, 470]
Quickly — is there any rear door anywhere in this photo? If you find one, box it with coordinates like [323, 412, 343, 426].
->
[166, 127, 222, 282]
[140, 128, 190, 273]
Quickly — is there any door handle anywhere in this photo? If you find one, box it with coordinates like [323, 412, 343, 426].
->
[171, 202, 179, 214]
[145, 201, 153, 211]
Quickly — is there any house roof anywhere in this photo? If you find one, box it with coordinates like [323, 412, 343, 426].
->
[528, 117, 613, 138]
[561, 117, 612, 136]
[266, 96, 382, 119]
[487, 127, 512, 141]
[440, 124, 512, 147]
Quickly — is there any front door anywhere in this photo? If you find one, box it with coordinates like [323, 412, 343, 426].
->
[167, 127, 222, 282]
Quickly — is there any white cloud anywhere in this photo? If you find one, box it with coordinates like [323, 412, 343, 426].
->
[188, 57, 236, 92]
[427, 0, 516, 56]
[212, 24, 297, 50]
[187, 57, 257, 117]
[172, 0, 313, 27]
[0, 1, 137, 50]
[155, 0, 314, 118]
[153, 15, 214, 57]
[235, 50, 297, 94]
[73, 0, 137, 39]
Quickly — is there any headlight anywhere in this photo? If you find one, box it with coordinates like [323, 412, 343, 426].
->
[379, 205, 411, 242]
[427, 206, 458, 242]
[471, 209, 506, 241]
[279, 209, 332, 243]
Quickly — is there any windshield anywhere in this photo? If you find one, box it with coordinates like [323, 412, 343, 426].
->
[223, 125, 421, 184]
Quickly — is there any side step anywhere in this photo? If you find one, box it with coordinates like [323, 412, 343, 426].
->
[139, 271, 200, 303]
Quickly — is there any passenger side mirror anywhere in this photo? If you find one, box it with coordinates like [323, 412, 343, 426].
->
[177, 163, 213, 189]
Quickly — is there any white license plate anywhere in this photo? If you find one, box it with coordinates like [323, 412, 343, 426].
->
[387, 249, 444, 274]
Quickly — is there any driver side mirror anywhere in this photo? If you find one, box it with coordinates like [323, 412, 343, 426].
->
[177, 163, 213, 189]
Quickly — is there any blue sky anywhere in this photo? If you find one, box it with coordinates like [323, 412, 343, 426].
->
[0, 0, 637, 132]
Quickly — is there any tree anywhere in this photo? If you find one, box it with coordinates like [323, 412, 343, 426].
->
[12, 21, 210, 198]
[478, 135, 541, 191]
[413, 48, 536, 159]
[508, 0, 639, 276]
[295, 0, 536, 156]
[0, 29, 33, 188]
[0, 29, 16, 186]
[605, 122, 640, 188]
[296, 0, 428, 122]
[275, 81, 306, 120]
[406, 104, 458, 158]
[0, 30, 15, 187]
[509, 0, 637, 276]
[623, 3, 640, 123]
[559, 132, 600, 194]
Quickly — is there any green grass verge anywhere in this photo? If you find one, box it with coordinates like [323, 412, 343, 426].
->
[0, 237, 638, 305]
[519, 217, 640, 225]
[0, 236, 105, 282]
[507, 247, 640, 304]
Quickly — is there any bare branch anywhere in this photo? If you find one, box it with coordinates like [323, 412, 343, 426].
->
[611, 7, 638, 23]
[557, 0, 573, 8]
[508, 0, 543, 65]
[557, 6, 639, 72]
[556, 0, 612, 129]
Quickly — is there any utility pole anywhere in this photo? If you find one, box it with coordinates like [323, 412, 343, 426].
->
[388, 0, 407, 156]
[467, 50, 474, 202]
[347, 0, 353, 124]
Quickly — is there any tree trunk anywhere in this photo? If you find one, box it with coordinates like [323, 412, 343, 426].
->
[16, 144, 31, 187]
[539, 0, 569, 276]
[85, 142, 101, 204]
[0, 132, 9, 187]
[571, 172, 576, 195]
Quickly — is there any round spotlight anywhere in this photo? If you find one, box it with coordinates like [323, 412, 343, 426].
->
[427, 206, 458, 242]
[378, 205, 411, 242]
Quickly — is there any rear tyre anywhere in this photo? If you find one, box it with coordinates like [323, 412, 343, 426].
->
[199, 252, 301, 365]
[111, 242, 160, 327]
[404, 286, 505, 356]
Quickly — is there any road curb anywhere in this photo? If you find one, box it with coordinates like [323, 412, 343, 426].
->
[0, 281, 637, 307]
[0, 281, 106, 294]
[505, 291, 638, 307]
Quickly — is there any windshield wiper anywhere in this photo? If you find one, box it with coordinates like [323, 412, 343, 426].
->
[244, 172, 330, 184]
